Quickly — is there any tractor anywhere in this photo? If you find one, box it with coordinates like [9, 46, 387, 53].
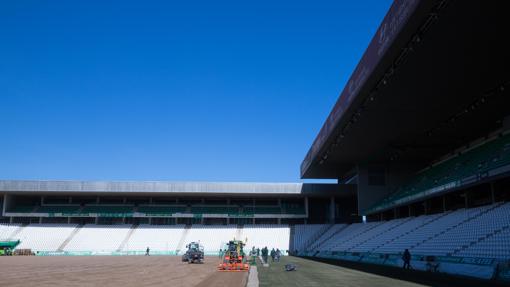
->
[181, 242, 204, 264]
[217, 239, 250, 272]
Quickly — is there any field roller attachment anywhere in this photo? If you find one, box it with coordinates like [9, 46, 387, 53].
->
[217, 240, 250, 272]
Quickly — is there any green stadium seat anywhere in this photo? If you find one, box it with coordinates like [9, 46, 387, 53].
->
[190, 206, 239, 215]
[138, 205, 186, 215]
[81, 205, 134, 216]
[9, 206, 36, 213]
[37, 205, 80, 214]
[368, 133, 510, 213]
[242, 206, 282, 214]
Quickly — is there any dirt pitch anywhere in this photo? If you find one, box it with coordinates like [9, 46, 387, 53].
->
[0, 256, 247, 287]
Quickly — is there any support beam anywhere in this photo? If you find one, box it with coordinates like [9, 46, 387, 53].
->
[329, 197, 335, 223]
[490, 182, 496, 203]
[2, 195, 7, 217]
[304, 197, 309, 218]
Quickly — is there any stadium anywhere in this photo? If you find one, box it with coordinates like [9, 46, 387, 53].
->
[1, 0, 510, 286]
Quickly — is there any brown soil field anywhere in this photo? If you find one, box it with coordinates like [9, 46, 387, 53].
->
[0, 256, 247, 287]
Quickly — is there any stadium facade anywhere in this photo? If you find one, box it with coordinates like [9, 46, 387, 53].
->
[0, 180, 357, 225]
[290, 0, 510, 282]
[300, 0, 510, 219]
[1, 0, 510, 284]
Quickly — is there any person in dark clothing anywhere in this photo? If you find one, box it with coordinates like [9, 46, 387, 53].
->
[256, 248, 260, 257]
[145, 247, 150, 256]
[402, 249, 411, 269]
[261, 247, 268, 263]
[270, 248, 276, 262]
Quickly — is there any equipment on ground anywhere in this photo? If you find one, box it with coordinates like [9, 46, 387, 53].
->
[285, 263, 297, 271]
[181, 242, 204, 264]
[217, 239, 250, 272]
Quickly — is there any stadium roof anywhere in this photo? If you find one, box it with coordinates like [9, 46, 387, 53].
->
[0, 180, 354, 197]
[301, 0, 510, 178]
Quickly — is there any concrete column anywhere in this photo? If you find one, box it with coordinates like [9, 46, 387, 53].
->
[304, 197, 309, 217]
[68, 217, 71, 224]
[490, 182, 496, 203]
[9, 217, 13, 224]
[329, 197, 335, 223]
[39, 217, 43, 223]
[3, 194, 14, 215]
[2, 195, 7, 217]
[277, 218, 281, 224]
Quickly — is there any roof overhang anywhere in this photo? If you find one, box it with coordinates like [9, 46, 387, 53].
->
[301, 0, 510, 178]
[0, 180, 355, 197]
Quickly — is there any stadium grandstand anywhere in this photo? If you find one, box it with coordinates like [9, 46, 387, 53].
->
[0, 181, 356, 256]
[295, 0, 510, 283]
[1, 0, 510, 286]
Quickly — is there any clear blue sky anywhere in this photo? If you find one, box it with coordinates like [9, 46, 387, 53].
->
[0, 0, 392, 182]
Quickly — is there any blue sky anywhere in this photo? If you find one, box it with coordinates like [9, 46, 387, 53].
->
[0, 0, 392, 182]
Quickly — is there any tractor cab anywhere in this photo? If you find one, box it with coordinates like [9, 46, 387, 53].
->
[218, 239, 250, 271]
[182, 241, 204, 264]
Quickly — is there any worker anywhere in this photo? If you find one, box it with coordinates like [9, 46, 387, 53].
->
[262, 247, 268, 263]
[145, 246, 150, 256]
[275, 248, 281, 262]
[402, 249, 411, 269]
